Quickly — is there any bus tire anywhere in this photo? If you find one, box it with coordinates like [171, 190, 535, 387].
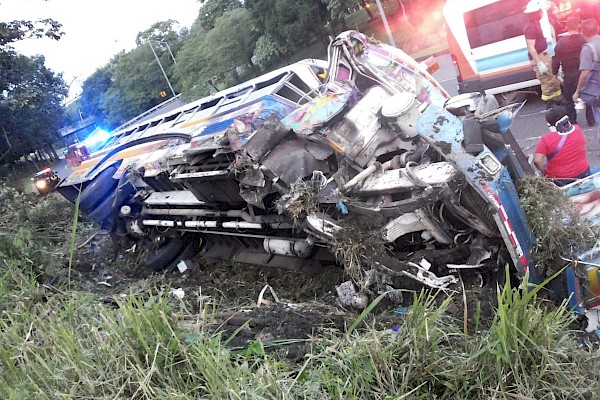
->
[85, 192, 117, 226]
[79, 165, 119, 212]
[145, 236, 186, 271]
[163, 237, 200, 271]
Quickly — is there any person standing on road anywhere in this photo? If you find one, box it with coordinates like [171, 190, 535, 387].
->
[533, 106, 591, 186]
[552, 15, 596, 126]
[574, 18, 600, 142]
[524, 0, 564, 107]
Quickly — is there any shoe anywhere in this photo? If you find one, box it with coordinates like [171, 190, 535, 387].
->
[588, 121, 596, 127]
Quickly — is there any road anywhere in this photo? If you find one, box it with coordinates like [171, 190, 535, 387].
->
[432, 53, 600, 170]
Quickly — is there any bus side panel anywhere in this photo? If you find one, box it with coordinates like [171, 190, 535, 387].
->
[444, 0, 556, 95]
[445, 22, 476, 83]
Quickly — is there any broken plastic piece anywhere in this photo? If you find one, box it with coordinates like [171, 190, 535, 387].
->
[170, 288, 185, 299]
[337, 200, 349, 215]
[177, 259, 190, 273]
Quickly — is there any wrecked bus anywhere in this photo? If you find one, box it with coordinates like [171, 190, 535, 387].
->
[52, 31, 599, 314]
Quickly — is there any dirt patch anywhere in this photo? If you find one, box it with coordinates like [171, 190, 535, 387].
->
[47, 226, 599, 362]
[214, 302, 349, 361]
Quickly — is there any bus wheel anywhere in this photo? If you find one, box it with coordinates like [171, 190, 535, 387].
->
[145, 235, 186, 271]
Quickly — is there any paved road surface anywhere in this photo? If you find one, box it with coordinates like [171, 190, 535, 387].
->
[432, 53, 600, 170]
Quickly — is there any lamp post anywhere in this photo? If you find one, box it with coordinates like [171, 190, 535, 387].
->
[374, 0, 396, 47]
[162, 40, 176, 65]
[149, 42, 177, 98]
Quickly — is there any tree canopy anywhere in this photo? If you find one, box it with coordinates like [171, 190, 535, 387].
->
[74, 0, 376, 132]
[245, 0, 328, 61]
[197, 0, 243, 31]
[0, 19, 66, 163]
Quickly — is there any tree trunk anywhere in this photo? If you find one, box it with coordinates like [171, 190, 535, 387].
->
[0, 127, 13, 164]
[47, 143, 59, 162]
[30, 155, 39, 171]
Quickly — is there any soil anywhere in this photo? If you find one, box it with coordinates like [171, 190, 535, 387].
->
[48, 228, 600, 361]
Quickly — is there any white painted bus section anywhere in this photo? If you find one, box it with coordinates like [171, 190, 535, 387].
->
[444, 0, 557, 95]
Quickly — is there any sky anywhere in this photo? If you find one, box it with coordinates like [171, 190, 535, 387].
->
[0, 0, 202, 100]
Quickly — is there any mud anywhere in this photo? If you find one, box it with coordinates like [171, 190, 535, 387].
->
[55, 229, 599, 361]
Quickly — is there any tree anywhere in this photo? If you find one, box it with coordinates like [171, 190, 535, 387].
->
[197, 0, 243, 31]
[77, 20, 186, 129]
[80, 66, 114, 126]
[171, 24, 213, 100]
[201, 9, 259, 74]
[322, 0, 362, 30]
[0, 54, 67, 162]
[252, 34, 286, 70]
[0, 19, 63, 46]
[173, 8, 259, 100]
[0, 19, 65, 163]
[245, 0, 329, 62]
[100, 45, 170, 128]
[135, 20, 181, 48]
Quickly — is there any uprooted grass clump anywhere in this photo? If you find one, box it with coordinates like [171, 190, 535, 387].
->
[518, 175, 598, 276]
[330, 215, 390, 284]
[276, 179, 319, 226]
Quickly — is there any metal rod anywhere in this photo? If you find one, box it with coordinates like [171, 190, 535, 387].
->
[374, 0, 396, 47]
[148, 42, 177, 97]
[163, 41, 176, 64]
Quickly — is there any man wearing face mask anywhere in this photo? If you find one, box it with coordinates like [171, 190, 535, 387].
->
[524, 0, 564, 107]
[533, 106, 590, 186]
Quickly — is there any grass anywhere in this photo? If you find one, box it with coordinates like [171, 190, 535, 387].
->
[519, 175, 599, 277]
[1, 180, 600, 399]
[0, 260, 599, 399]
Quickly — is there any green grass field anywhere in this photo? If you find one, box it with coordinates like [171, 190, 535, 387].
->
[0, 185, 599, 398]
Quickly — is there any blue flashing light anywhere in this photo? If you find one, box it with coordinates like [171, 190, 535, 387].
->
[84, 129, 110, 146]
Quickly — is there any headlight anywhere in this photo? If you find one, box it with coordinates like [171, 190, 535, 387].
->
[35, 180, 47, 190]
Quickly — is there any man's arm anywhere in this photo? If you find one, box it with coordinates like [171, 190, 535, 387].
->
[527, 38, 541, 64]
[533, 153, 546, 175]
[552, 42, 561, 76]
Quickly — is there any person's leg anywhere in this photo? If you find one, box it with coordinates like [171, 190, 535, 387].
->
[586, 104, 596, 126]
[537, 52, 563, 104]
[593, 105, 600, 142]
[562, 72, 578, 123]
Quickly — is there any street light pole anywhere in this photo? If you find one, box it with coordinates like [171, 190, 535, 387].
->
[163, 40, 177, 64]
[148, 42, 177, 98]
[374, 0, 396, 47]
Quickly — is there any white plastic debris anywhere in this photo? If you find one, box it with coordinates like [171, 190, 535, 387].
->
[170, 288, 185, 299]
[177, 259, 190, 273]
[585, 308, 600, 333]
[256, 284, 280, 307]
[419, 258, 432, 270]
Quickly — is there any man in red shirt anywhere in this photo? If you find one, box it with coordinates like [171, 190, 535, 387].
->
[534, 106, 591, 186]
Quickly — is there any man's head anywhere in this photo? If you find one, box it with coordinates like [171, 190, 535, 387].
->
[565, 15, 580, 33]
[545, 106, 574, 133]
[581, 18, 599, 40]
[524, 0, 545, 20]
